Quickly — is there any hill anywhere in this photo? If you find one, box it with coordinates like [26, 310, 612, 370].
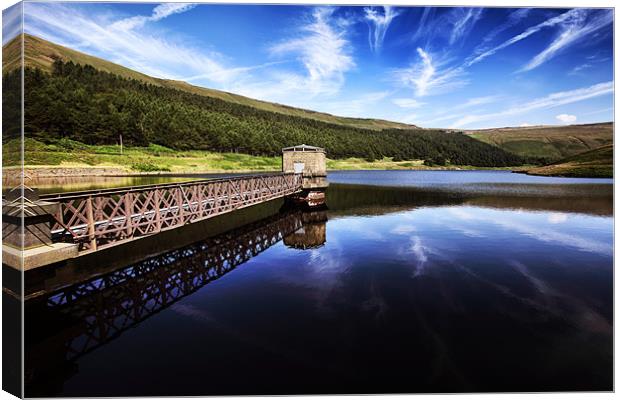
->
[525, 144, 612, 178]
[466, 123, 613, 161]
[3, 34, 415, 131]
[2, 35, 528, 167]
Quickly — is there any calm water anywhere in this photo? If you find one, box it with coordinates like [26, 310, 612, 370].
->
[21, 171, 613, 395]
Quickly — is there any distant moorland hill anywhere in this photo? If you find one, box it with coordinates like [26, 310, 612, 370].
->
[466, 123, 613, 162]
[2, 34, 528, 167]
[525, 144, 612, 178]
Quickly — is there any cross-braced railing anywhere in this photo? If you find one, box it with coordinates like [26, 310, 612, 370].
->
[41, 173, 303, 252]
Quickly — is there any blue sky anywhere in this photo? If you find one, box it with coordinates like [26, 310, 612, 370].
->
[4, 3, 615, 129]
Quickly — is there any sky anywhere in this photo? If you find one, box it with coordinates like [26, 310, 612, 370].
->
[3, 2, 615, 129]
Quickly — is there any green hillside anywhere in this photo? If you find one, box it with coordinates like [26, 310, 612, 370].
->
[466, 123, 613, 162]
[525, 144, 612, 178]
[3, 34, 415, 131]
[3, 63, 528, 167]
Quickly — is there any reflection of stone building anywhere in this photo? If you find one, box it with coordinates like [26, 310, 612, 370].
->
[283, 210, 327, 250]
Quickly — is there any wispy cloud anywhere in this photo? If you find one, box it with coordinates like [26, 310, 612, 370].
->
[568, 62, 592, 75]
[582, 107, 614, 116]
[469, 8, 530, 60]
[393, 47, 467, 97]
[392, 98, 425, 109]
[457, 95, 499, 109]
[409, 95, 497, 126]
[182, 60, 289, 83]
[409, 236, 430, 277]
[364, 6, 400, 53]
[483, 8, 531, 44]
[23, 3, 250, 84]
[110, 3, 196, 31]
[521, 9, 613, 72]
[465, 9, 582, 67]
[449, 8, 483, 45]
[411, 7, 435, 42]
[267, 7, 355, 97]
[450, 81, 612, 128]
[2, 3, 22, 45]
[313, 91, 391, 118]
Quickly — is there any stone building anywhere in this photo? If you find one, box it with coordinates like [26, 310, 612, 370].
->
[281, 144, 327, 177]
[281, 144, 328, 194]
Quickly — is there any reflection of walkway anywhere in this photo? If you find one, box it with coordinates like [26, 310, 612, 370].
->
[25, 207, 327, 395]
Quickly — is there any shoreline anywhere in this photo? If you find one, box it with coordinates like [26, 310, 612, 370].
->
[2, 165, 611, 181]
[5, 165, 519, 180]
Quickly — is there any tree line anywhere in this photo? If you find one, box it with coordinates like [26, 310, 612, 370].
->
[2, 60, 536, 166]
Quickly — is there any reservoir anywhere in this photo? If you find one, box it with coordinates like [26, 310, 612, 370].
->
[21, 170, 613, 396]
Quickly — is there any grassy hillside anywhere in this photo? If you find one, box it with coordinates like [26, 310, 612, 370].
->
[525, 144, 612, 178]
[3, 34, 415, 131]
[466, 123, 613, 161]
[3, 138, 516, 174]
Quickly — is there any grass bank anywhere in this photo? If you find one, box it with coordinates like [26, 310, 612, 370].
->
[7, 138, 519, 176]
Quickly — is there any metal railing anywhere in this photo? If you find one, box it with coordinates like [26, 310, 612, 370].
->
[43, 173, 303, 252]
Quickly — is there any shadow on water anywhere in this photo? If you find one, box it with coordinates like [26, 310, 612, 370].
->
[19, 182, 612, 396]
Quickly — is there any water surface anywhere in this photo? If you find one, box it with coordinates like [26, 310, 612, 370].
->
[22, 171, 613, 395]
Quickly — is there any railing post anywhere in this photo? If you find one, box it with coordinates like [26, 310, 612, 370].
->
[124, 192, 133, 238]
[86, 196, 97, 251]
[155, 189, 162, 232]
[197, 185, 204, 216]
[176, 187, 184, 222]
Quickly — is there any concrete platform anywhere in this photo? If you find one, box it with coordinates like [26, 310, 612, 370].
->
[3, 243, 79, 271]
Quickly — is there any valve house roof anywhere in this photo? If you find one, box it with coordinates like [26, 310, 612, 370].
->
[281, 144, 325, 153]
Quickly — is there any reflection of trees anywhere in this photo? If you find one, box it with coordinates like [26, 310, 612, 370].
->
[24, 207, 327, 396]
[326, 183, 612, 217]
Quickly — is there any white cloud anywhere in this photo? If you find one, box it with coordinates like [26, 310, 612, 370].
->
[521, 9, 612, 72]
[481, 8, 531, 45]
[111, 3, 196, 31]
[568, 63, 592, 75]
[582, 107, 613, 116]
[2, 2, 22, 45]
[23, 3, 250, 84]
[520, 123, 532, 127]
[449, 8, 483, 44]
[548, 213, 568, 224]
[410, 95, 497, 125]
[458, 95, 499, 109]
[364, 6, 400, 53]
[313, 91, 390, 118]
[392, 98, 425, 109]
[393, 47, 467, 97]
[465, 9, 583, 67]
[450, 81, 612, 128]
[411, 7, 435, 42]
[556, 114, 577, 124]
[409, 236, 429, 276]
[268, 7, 354, 97]
[391, 224, 416, 235]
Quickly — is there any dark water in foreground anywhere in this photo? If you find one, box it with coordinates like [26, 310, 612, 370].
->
[20, 171, 613, 395]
